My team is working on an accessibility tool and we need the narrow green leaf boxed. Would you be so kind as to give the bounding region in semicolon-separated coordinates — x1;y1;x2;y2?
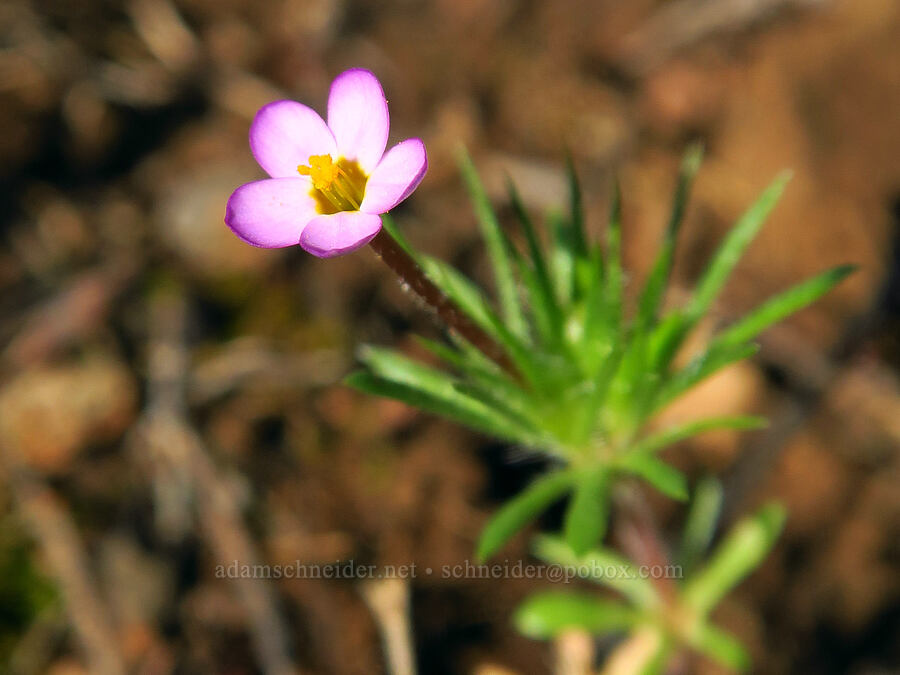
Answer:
419;256;498;335
577;248;611;373
605;178;624;330
453;381;538;436
358;345;459;395
548;209;575;306
687;623;751;672
630;416;767;458
605;327;653;427
575;180;625;379
686;173;791;324
508;181;547;273
646;312;688;372
579;342;627;440
457;148;527;337
360;345;533;424
344;372;528;443
514;591;640;639
563;467;611;555
415;336;533;413
499;224;560;348
715;264;856;348
654;342;759;412
507;181;561;339
618;455;689;501
636;145;703;331
532;535;660;609
413;336;467;370
683;503;786;615
419;255;539;383
566;152;588;260
477;471;575;562
565;153;595;300
516;257;560;345
678;476;724;574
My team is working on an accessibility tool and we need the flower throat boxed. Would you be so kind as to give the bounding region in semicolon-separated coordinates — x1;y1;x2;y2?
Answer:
298;154;368;214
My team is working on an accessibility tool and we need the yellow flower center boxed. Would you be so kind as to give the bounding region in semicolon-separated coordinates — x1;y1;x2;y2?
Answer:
298;154;368;214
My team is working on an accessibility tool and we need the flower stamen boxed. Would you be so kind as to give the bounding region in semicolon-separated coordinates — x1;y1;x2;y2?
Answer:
298;154;340;190
298;154;368;214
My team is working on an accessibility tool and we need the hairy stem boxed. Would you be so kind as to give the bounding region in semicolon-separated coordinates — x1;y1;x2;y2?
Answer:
369;228;517;376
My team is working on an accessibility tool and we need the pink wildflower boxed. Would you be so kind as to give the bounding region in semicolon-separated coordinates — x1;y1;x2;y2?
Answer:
225;69;427;257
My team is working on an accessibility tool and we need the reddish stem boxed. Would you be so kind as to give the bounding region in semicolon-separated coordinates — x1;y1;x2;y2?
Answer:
369;228;517;376
371;228;677;601
613;486;679;603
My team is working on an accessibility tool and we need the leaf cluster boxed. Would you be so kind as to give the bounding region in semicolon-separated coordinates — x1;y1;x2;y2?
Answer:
347;146;852;560
515;489;785;673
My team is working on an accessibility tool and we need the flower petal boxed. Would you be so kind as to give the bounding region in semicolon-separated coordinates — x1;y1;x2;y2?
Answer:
360;138;427;214
250;100;336;178
225;178;316;248
299;211;382;258
327;69;389;174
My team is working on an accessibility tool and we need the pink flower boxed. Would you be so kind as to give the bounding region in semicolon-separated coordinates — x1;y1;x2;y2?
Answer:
225;69;427;257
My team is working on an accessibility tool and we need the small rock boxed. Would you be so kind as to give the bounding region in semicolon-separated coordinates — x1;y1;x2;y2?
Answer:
0;356;136;473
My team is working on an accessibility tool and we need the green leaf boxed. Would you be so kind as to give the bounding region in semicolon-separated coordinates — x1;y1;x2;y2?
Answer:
579;181;624;376
358;345;459;393
577;249;611;372
683;503;786;615
452;380;538;436
457;148;527;338
514;591;639;639
359;347;534;429
507;181;562;343
477;471;575;562
687;623;751;672
604;178;624;330
654;342;759;412
344;372;528;443
415;336;535;415
419;255;539;383
714;264;856;348
646;312;687;372
607;328;647;396
686;173;791;325
532;535;660;609
507;179;562;344
566;152;588;261
618;455;688;501
507;181;549;278
565;153;594;300
548;210;575;306
650;173;791;370
678;476;724;574
516;257;560;346
636;145;703;331
413;336;467;370
630;416;767;458
563;467;611;555
419;255;499;336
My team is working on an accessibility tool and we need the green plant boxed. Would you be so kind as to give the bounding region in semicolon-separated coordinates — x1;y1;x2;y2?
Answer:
348;147;850;563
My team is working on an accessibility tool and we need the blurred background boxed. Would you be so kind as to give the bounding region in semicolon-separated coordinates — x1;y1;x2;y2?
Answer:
0;0;898;673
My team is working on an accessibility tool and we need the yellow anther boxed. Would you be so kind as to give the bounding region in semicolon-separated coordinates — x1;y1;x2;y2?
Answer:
299;154;368;215
297;154;341;191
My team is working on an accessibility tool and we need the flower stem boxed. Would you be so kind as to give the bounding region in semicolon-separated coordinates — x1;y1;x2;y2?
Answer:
613;485;679;602
369;228;517;377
